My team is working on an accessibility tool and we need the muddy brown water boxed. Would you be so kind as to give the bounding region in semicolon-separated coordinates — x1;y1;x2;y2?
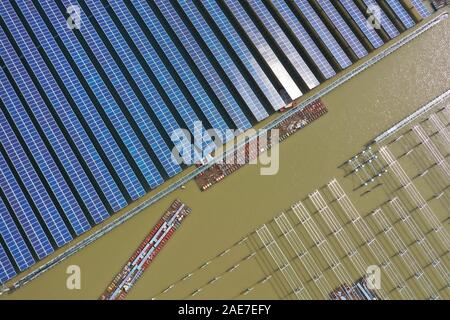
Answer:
2;11;450;300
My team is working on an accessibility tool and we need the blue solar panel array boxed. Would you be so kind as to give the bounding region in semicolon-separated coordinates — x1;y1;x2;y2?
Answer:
316;0;368;59
271;0;336;80
384;0;416;29
362;0;400;39
0;0;427;283
223;0;303;100
339;0;385;49
292;0;352;70
0;196;35;271
410;0;431;18
155;0;252;131
201;0;286;111
0;244;16;283
245;0;320;90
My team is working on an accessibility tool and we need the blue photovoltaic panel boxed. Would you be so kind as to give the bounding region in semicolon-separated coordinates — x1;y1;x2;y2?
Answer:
155;0;252;131
0;196;35;271
11;1;126;215
62;0;209;164
79;0;183;178
0;30;92;236
338;0;384;49
99;1;213;162
86;2;198;166
178;0;269;122
1;2;108;225
202;0;286;110
384;0;416;29
85;3;201;170
15;1;134;209
0;244;16;284
271;0;336;79
246;0;320;90
56;0;164;190
292;0;352;69
316;0;368;59
40;1;147;199
0;149;54;260
223;0;302;100
0;94;73;247
410;0;430;18
74;1;204;164
362;0;400;39
109;1;232;149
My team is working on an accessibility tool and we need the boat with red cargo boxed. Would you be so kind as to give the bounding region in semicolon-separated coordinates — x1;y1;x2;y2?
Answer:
99;200;191;300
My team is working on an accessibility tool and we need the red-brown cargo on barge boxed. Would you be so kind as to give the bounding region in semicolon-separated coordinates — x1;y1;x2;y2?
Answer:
99;200;191;300
195;99;328;191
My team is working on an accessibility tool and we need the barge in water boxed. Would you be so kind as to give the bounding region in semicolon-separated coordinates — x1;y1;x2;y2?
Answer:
100;200;191;300
195;99;328;191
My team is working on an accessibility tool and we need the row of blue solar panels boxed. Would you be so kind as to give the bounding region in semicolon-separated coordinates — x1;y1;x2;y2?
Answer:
201;0;286;111
83;1;199;165
0;196;35;271
222;0;303;101
0;245;16;284
339;0;385;49
245;0;320;90
0;142;54;260
107;1;233;148
61;0;184;177
410;0;431;18
384;0;416;29
155;0;253;131
316;0;368;59
270;0;337;79
292;0;352;69
0;0;431;283
361;0;400;39
14;1;132;211
178;0;270;122
0;5;105;230
0;68;73;249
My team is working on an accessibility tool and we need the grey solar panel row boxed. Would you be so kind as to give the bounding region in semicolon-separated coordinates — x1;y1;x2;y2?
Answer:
0;0;429;284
